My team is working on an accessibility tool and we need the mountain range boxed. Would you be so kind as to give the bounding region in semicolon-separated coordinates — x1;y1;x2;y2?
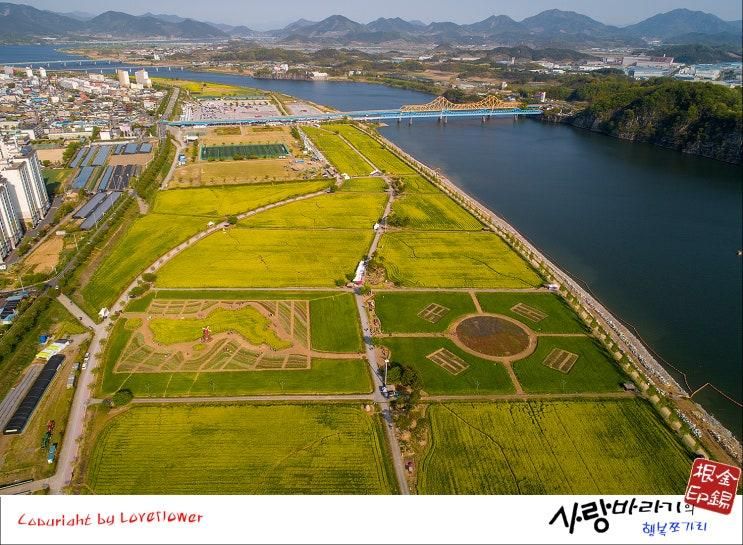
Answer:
0;3;740;47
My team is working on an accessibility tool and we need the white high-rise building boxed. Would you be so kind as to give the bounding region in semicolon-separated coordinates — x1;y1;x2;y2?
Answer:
25;67;33;78
135;69;152;88
38;67;47;79
0;181;23;262
117;69;131;88
0;141;50;227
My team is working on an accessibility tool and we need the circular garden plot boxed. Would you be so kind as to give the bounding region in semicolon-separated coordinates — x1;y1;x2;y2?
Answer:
453;315;535;361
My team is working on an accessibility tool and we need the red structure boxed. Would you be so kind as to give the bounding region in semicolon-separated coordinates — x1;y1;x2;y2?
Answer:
202;326;212;343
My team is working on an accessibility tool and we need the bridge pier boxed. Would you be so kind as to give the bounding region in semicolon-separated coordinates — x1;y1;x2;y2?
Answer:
408;118;413;126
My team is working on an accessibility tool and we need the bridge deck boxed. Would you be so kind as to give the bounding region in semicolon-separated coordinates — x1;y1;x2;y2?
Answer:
168;107;542;127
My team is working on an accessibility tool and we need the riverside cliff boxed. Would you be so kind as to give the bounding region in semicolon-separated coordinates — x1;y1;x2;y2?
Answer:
552;78;742;164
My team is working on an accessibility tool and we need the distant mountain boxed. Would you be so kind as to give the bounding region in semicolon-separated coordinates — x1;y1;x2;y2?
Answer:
0;2;83;39
366;17;419;34
58;10;96;21
0;2;740;48
463;15;525;35
84;11;226;38
228;26;259;37
624;9;736;40
143;12;187;24
520;9;629;44
293;15;365;37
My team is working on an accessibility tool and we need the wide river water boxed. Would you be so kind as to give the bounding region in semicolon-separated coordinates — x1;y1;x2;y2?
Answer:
2;51;741;437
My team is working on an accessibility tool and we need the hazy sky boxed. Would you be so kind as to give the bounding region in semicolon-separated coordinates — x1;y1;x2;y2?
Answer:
20;0;742;29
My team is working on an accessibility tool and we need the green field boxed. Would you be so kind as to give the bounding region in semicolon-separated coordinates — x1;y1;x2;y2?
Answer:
340;177;387;192
157;228;373;288
396;174;440;193
240;192;386;229
329;125;416;175
152;78;264;97
154;290;340;301
303;127;371;177
81;214;207;312
379;337;514;395
148;306;291;349
201;143;289;161
309;294;363;353
86;404;397;494
376;231;542;288
418;400;692;494
102;320;370;396
374;291;476;333
392;192;482;230
476;292;588;334
513;336;625;393
153;180;329;217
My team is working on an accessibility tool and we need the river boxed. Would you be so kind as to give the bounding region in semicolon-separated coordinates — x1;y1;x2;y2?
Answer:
2;49;741;438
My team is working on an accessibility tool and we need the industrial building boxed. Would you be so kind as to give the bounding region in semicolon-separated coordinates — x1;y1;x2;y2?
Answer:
3;354;65;435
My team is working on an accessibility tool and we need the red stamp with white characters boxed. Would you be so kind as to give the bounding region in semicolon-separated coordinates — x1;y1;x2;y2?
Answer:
684;458;740;515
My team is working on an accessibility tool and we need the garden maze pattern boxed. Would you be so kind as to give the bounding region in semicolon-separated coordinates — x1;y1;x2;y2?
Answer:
116;300;313;373
510;302;548;323
417;303;451;324
542;348;579;374
426;348;470;375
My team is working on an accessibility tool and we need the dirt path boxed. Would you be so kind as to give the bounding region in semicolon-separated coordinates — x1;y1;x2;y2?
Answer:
469;290;482;313
124;394;374;404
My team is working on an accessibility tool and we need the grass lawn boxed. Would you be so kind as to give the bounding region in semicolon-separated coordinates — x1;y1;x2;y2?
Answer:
309;293;363;353
376;231;542;289
172;158;321;187
80;214;207;313
42;168;72;193
418;400;692;494
240;192;386;229
153;180;329;218
329;125;416;175
392;192;482;230
379;337;514;395
374;291;476;333
303;127;372;177
153;78;264;97
476;292;588;334
340;177;387;192
86;404;396;494
156;228;373;288
148;306;291;350
102;319;371;396
513;336;626;393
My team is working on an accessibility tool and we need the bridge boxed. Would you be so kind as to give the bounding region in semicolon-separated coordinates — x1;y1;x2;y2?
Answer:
167;95;543;127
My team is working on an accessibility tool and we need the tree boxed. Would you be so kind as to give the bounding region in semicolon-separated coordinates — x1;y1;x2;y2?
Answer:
226;215;238;225
111;389;134;406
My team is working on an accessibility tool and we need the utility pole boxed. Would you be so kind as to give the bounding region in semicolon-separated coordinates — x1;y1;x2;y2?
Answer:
384;358;389;386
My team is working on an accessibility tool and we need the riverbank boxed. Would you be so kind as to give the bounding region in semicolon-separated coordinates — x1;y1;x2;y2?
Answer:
361;123;742;464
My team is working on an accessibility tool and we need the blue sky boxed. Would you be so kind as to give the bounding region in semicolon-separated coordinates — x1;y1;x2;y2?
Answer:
20;0;742;29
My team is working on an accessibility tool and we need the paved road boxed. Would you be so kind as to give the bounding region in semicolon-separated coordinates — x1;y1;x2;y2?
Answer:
47;295;105;494
424;391;638;402
350;170;410;494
